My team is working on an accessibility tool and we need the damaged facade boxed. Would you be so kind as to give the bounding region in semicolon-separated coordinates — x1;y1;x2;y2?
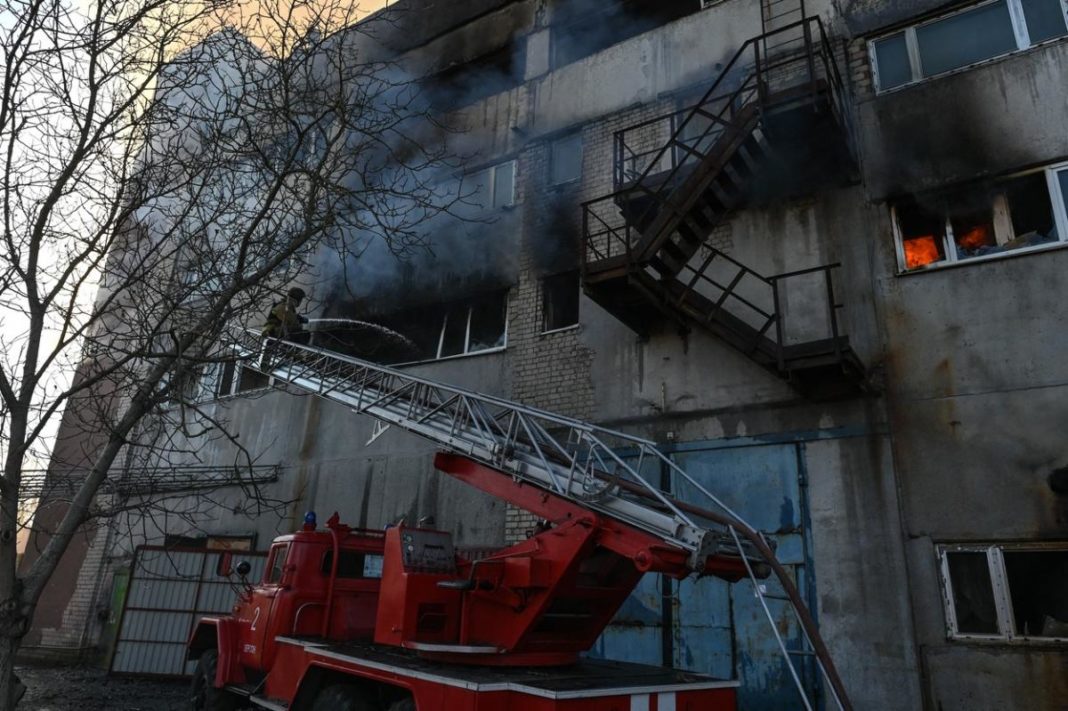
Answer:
24;0;1068;707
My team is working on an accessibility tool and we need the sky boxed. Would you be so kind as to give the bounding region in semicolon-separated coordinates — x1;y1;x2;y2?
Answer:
8;0;397;548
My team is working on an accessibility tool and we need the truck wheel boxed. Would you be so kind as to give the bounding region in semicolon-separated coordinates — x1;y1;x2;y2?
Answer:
311;684;378;711
190;650;240;711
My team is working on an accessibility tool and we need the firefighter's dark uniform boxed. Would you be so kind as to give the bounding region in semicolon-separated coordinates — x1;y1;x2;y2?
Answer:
262;289;308;343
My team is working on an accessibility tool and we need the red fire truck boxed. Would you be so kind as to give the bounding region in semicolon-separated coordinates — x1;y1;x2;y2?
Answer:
185;337;852;711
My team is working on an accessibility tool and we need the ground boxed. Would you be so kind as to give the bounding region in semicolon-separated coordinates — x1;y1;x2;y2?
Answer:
17;665;187;710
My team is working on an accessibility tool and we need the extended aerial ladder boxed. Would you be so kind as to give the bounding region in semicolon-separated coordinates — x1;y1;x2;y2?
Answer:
233;333;853;711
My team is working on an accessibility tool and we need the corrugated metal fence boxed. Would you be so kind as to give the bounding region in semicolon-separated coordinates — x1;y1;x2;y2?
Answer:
109;546;267;676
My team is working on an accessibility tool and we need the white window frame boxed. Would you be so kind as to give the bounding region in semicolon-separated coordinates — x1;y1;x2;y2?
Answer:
892;162;1068;273
938;542;1068;643
469;160;516;211
869;0;1068;93
433;296;509;360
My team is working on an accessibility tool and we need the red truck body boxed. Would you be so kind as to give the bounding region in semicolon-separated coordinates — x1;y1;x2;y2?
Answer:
186;453;744;711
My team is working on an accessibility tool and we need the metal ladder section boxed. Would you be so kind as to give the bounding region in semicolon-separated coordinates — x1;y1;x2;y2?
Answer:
235;334;851;711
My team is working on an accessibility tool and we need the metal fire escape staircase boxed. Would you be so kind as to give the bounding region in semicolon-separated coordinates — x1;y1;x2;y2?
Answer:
232;333;852;710
581;17;865;399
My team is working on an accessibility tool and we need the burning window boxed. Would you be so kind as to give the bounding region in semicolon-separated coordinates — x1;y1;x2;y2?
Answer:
893;166;1066;272
541;271;580;332
939;543;1068;641
870;0;1068;92
895;199;947;270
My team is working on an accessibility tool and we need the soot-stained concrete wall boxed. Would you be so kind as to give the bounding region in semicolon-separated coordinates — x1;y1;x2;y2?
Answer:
849;2;1068;706
73;1;1068;708
858;39;1068;199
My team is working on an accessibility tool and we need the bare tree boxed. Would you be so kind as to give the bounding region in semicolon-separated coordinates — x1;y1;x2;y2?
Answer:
0;0;460;702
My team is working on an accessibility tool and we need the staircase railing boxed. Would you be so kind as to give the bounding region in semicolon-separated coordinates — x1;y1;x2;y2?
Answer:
669;245;847;370
585;16;850;270
614;16;850;191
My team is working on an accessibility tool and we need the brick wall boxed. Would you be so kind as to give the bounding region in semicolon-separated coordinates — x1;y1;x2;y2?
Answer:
36;523;108;649
847;38;875;102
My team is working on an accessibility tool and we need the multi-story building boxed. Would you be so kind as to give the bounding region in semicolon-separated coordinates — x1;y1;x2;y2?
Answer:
25;0;1068;707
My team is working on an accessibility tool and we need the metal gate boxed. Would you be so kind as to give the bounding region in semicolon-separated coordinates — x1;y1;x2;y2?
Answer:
109;546;266;676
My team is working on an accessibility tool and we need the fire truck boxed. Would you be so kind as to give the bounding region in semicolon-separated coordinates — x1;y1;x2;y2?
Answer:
186;337;852;711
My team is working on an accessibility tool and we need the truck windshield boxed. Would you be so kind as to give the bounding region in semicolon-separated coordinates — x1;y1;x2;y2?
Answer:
265;543;290;584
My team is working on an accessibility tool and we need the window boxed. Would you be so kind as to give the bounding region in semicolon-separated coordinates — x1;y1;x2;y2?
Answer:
541;271;580;332
551;0;699;68
870;0;1068;91
469;161;515;210
236;364;270;393
550;133;583;185
939;543;1068;641
421;42;527;110
265;543;290;585
892;164;1068;271
435;291;508;358
321;550;384;579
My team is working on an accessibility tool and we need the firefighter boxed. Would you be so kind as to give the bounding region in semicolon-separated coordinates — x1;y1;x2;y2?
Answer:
263;286;309;344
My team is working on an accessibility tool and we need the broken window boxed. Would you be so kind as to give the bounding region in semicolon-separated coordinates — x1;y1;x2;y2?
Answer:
550;133;583;185
870;0;1068;92
939;543;1068;641
550;0;699;69
236;364;270;393
895;199;947;270
944;550;999;635
421;41;526;110
215;360;236;398
1004;550;1068;638
541;271;580;332
401;290;509;362
468;295;508;351
892;165;1065;272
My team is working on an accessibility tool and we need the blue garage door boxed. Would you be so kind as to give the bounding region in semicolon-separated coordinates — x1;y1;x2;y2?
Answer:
673;443;819;710
592;441;821;710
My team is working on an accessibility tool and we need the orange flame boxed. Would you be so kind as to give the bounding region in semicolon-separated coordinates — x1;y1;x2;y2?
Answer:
956;225;993;251
904;236;940;269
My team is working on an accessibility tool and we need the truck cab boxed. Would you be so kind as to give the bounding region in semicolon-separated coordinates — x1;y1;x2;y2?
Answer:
188;514;386;694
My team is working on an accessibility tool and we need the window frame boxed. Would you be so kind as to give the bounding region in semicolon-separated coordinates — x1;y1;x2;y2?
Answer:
549;133;584;186
869;0;1068;93
937;542;1068;644
468;160;516;211
540;270;581;334
431;293;509;360
891;162;1068;273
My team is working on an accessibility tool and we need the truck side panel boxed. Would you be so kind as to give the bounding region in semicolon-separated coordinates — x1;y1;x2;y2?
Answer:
266;639;737;711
